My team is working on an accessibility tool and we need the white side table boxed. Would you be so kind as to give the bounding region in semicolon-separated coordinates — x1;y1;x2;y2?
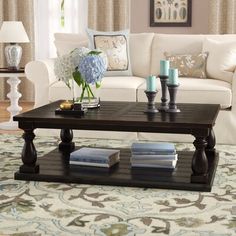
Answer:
0;68;25;130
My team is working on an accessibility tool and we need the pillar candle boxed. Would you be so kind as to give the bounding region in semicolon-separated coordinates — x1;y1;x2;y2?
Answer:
168;68;179;85
160;60;170;76
146;75;157;91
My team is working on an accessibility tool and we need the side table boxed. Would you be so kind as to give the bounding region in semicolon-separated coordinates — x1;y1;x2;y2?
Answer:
0;68;25;130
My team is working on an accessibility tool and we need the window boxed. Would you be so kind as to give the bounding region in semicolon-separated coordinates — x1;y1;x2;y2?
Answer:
34;0;88;59
60;0;65;28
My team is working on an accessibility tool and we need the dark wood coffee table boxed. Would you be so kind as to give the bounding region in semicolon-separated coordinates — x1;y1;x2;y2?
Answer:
13;100;220;191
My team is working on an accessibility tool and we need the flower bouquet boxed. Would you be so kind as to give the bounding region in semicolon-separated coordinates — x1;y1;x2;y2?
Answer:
54;47;107;108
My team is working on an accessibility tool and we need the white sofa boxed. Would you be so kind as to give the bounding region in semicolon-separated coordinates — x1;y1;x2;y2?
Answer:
25;33;236;144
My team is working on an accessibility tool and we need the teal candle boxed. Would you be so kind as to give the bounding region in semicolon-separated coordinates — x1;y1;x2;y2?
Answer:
146;75;157;91
160;60;170;76
168;68;179;85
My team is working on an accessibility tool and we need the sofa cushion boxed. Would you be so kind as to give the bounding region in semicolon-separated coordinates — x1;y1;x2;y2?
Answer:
129;33;154;78
54;33;88;55
100;76;145;102
151;34;205;76
86;29;132;76
54;32;155;78
137;78;232;109
151;34;236;82
165;52;208;78
49;77;146;103
202;38;236;83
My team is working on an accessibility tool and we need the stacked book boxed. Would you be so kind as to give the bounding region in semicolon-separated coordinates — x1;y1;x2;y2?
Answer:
130;142;178;169
69;147;120;168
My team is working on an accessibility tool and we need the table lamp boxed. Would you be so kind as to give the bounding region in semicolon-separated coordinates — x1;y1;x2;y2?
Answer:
0;21;30;70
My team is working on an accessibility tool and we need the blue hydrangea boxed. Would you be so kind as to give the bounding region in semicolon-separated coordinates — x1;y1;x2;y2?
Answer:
79;55;106;84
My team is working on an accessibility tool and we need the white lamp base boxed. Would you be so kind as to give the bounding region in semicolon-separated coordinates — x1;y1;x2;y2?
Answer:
5;43;22;70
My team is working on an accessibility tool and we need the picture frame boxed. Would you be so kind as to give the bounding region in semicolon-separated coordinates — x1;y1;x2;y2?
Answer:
150;0;192;27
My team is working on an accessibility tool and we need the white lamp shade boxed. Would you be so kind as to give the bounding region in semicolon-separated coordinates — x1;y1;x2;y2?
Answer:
0;21;30;43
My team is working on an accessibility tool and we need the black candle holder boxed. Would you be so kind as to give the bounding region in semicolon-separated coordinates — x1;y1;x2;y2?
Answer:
144;90;158;113
166;84;180;113
158;75;169;111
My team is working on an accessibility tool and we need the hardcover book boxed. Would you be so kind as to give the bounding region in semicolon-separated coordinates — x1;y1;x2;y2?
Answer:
132;150;176;155
70;147;120;167
69;161;119;168
131;142;175;152
131;164;175;169
131;160;177;169
131;154;178;161
131;159;177;166
131;142;176;155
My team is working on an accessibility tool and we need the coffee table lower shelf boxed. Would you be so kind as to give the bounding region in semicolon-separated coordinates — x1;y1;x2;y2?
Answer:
14;147;219;192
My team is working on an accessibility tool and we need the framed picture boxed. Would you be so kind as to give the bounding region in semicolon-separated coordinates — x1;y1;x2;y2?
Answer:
150;0;192;27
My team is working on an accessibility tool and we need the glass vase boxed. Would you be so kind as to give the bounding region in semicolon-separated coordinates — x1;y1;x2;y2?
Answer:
72;80;100;108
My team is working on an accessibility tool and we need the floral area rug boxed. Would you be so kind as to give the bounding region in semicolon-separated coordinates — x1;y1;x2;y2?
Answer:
0;134;235;236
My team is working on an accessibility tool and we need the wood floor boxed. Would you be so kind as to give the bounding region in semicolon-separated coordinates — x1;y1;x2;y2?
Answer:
0;101;34;134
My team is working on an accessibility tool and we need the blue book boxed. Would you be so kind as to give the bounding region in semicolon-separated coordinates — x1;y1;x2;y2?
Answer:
131;142;176;155
131;163;176;169
70;147;120;167
131;154;178;161
131;159;177;166
69;161;118;168
132;150;176;155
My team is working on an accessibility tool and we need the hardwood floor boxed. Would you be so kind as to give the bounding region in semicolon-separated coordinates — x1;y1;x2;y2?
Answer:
0;101;34;134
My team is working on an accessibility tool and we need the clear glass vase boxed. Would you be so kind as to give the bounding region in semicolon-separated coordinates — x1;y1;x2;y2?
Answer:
72;80;100;108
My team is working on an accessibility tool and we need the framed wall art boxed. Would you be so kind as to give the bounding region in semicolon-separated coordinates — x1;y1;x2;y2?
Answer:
150;0;192;27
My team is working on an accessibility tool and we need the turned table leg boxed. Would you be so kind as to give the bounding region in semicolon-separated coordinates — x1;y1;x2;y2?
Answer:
20;129;39;173
206;129;215;149
191;136;208;183
59;128;75;151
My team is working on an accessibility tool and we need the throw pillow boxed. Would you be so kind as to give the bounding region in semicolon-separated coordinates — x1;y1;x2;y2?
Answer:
164;52;208;78
86;28;132;76
54;33;88;56
202;38;236;83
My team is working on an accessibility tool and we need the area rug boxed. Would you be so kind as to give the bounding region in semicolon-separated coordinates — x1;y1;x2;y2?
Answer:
0;134;235;236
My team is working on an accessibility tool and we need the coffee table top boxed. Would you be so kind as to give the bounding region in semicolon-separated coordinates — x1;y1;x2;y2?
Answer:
14;100;220;132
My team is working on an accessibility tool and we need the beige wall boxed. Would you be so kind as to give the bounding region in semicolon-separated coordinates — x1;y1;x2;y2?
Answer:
131;0;209;34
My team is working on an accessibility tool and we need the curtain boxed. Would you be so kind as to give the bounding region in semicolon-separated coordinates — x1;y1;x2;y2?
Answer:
209;0;236;34
34;0;88;60
0;0;35;101
88;0;130;31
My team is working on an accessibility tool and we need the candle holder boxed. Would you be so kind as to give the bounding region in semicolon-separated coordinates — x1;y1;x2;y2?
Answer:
166;84;180;113
144;90;158;113
158;75;169;111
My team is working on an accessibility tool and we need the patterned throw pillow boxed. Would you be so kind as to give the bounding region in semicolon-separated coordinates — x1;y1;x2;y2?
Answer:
165;52;208;78
86;28;132;76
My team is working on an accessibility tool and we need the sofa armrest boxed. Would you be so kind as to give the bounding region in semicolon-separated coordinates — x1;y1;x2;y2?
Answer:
25;58;57;108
